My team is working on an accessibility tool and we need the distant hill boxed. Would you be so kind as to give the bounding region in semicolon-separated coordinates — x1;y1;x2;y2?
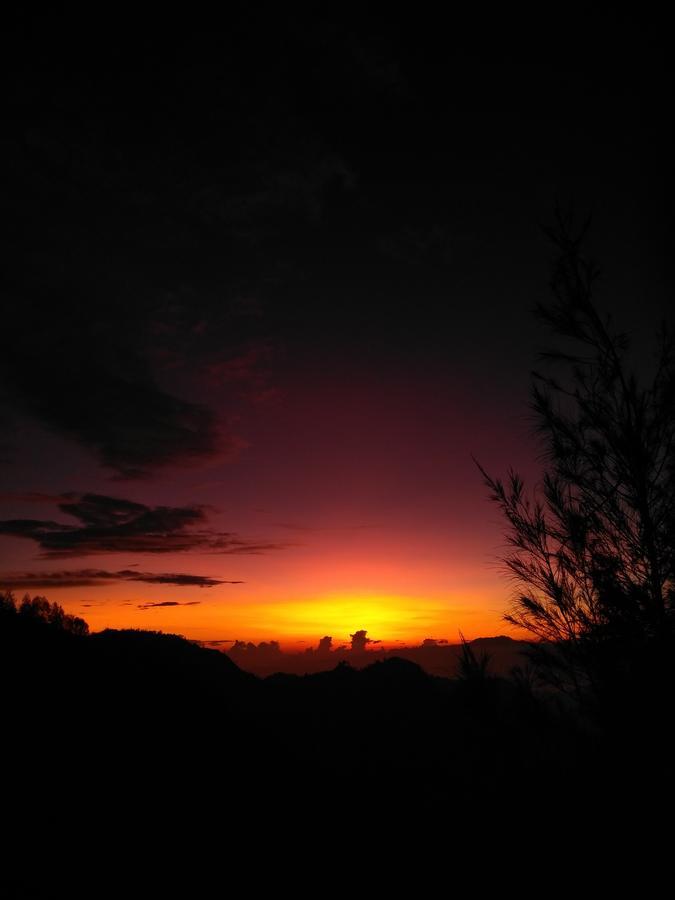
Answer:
222;634;532;677
386;636;531;678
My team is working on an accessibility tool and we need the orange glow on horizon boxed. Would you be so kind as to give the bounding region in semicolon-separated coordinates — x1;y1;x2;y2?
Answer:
52;582;525;649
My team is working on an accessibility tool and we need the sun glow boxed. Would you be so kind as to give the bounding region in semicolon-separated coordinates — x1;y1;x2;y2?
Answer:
231;591;449;646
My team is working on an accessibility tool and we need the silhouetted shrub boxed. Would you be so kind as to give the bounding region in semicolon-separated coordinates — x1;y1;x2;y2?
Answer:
479;211;675;720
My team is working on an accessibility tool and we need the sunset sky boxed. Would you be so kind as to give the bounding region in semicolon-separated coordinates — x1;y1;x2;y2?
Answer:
0;10;669;649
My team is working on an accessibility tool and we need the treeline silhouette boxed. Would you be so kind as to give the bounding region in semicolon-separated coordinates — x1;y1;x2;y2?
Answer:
1;590;89;635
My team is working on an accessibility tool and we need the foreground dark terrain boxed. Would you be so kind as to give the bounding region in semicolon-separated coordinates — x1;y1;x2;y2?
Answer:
5;593;669;826
4;592;675;894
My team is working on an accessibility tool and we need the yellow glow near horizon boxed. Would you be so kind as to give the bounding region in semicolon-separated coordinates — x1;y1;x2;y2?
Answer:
225;591;452;644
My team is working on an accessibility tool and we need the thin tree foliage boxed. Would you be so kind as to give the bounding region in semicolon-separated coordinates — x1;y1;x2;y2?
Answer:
478;210;675;708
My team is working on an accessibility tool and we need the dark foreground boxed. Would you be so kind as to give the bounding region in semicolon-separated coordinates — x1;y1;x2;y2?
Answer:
2;598;673;885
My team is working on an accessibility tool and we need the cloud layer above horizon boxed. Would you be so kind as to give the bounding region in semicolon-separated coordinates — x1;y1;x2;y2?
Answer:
0;493;290;558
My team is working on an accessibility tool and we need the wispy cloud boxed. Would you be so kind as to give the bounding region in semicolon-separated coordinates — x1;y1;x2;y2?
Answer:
137;601;202;610
0;492;292;558
0;568;244;589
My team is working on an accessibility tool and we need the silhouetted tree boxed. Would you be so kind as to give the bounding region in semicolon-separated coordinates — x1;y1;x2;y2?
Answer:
456;633;495;711
479;211;675;713
0;589;89;636
457;632;492;684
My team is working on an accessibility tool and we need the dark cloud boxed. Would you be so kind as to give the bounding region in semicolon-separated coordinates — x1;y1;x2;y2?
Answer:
0;568;243;589
317;636;333;656
137;601;201;610
350;630;380;652
0;492;291;558
305;635;334;657
119;571;244;587
203;341;277;387
0;325;226;479
2;11;667;482
0;492;65;504
1;16;360;478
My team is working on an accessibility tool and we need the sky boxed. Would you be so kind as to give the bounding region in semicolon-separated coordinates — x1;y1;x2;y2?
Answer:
0;10;671;649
